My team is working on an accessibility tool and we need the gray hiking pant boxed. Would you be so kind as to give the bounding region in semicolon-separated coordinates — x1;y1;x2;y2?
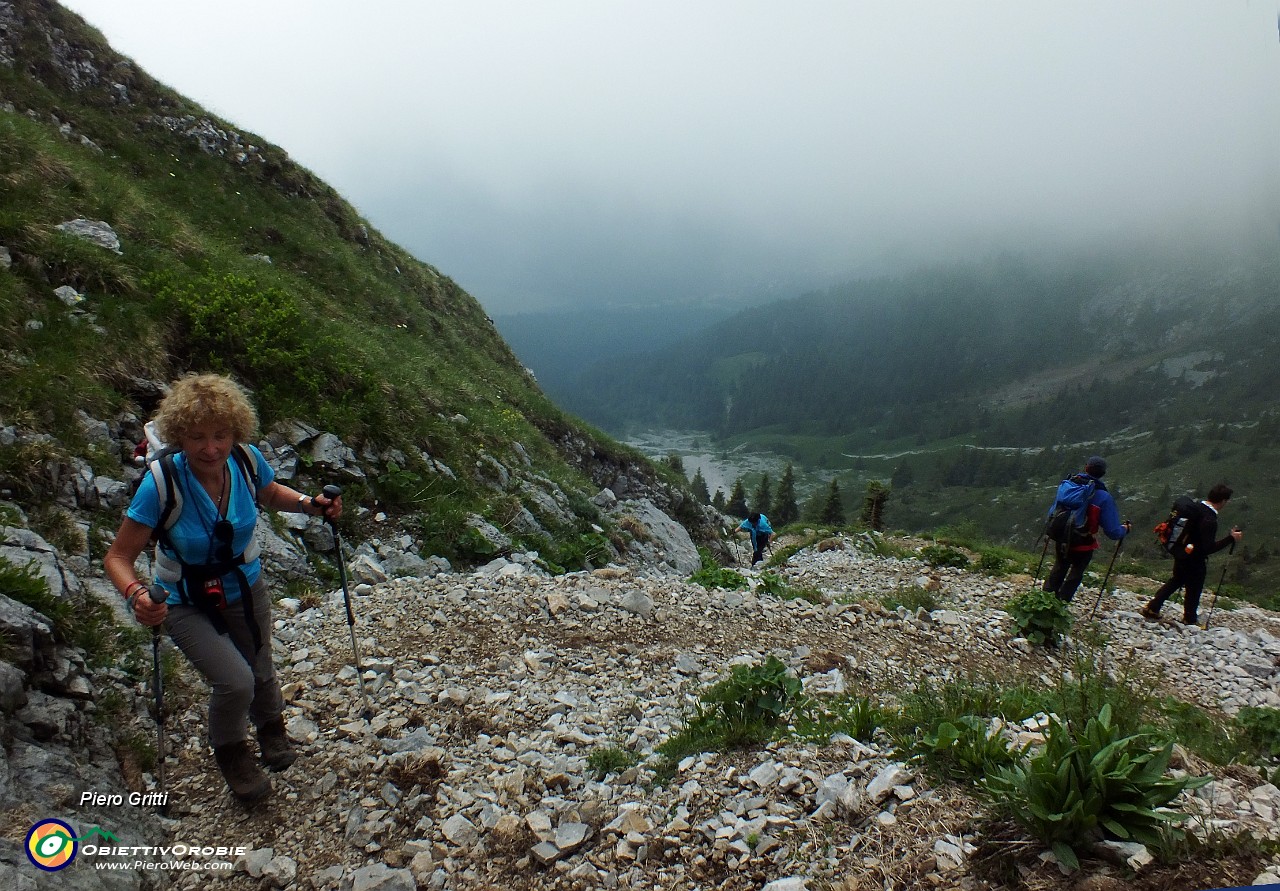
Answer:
163;578;283;748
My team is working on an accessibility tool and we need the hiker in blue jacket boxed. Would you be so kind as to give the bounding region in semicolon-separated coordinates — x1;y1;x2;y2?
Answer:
738;511;774;566
105;374;342;804
1043;456;1130;603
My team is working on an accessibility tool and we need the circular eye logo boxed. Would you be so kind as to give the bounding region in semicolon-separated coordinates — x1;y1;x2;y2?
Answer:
26;820;78;871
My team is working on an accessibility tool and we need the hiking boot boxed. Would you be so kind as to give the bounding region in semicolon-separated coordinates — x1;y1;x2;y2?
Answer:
1140;604;1161;621
256;717;297;771
213;740;272;803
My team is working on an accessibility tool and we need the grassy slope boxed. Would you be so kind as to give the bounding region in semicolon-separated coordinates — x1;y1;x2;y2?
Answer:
0;0;691;566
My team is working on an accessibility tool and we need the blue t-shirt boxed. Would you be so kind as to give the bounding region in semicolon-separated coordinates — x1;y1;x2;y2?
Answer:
127;445;274;605
739;514;774;539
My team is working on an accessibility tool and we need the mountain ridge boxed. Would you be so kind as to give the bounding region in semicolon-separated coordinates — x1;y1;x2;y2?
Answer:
0;0;722;572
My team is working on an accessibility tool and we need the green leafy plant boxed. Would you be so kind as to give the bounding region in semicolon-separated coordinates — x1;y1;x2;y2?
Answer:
756;571;823;603
1236;707;1280;759
657;656;804;769
984;704;1211;871
542;531;613;574
892;675;1051;740
919;543;969;569
1006;588;1072;646
917;714;1024;784
0;556;137;667
374;459;430;506
794;694;887;743
700;656;803;731
689;548;748;590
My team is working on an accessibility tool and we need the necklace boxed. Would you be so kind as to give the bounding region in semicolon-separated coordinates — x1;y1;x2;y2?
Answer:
214;465;228;514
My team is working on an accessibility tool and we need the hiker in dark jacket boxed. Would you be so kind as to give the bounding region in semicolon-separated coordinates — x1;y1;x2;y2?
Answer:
1043;456;1130;603
1142;482;1242;626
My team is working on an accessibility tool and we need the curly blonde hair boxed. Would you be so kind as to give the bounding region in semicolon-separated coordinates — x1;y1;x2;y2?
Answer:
153;373;258;444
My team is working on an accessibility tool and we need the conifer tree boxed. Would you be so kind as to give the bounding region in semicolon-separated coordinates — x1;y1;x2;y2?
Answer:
819;479;845;525
690;468;710;504
861;480;890;531
728;478;748;518
711;489;726;511
752;474;772;516
774;464;799;527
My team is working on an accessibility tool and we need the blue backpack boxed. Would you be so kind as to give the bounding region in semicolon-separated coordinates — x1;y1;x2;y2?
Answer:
1045;474;1097;544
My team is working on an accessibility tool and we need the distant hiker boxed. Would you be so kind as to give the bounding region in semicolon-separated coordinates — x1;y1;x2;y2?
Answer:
738;511;774;566
1142;482;1242;626
104;374;343;804
1042;456;1130;603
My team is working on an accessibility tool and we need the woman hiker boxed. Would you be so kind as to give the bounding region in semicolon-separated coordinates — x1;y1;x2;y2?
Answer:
105;373;342;803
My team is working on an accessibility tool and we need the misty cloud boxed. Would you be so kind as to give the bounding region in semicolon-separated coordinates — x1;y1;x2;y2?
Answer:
61;0;1280;312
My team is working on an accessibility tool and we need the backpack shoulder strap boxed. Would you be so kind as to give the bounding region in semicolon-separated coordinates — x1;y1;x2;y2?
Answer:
149;450;184;536
230;443;261;502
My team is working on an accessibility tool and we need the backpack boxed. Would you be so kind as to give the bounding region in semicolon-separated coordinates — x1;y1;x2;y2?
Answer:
1045;474;1097;543
1154;495;1199;557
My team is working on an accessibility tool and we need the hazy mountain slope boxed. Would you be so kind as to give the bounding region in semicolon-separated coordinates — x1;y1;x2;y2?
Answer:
557;244;1280;603
0;0;714;567
494;303;736;406
565;245;1280;444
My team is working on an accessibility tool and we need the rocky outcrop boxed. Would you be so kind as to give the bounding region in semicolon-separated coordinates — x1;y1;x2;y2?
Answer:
0;532;167;889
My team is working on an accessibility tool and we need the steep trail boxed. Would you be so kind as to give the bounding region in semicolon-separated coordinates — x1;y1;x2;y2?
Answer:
141;537;1280;891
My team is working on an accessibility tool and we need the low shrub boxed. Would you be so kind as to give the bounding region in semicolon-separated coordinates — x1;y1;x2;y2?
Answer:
880;585;939;613
1006;588;1072;646
1237;707;1280;759
976;546;1022;576
0;556;133;668
756;571;823;603
888;674;1051;753
586;746;640;780
920;543;969;569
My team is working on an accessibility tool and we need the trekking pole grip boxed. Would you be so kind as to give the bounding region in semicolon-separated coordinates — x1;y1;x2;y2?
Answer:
321;485;342;526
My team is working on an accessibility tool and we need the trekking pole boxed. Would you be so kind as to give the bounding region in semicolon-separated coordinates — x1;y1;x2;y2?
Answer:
1031;513;1053;585
147;596;168;816
1031;535;1050;586
1203;537;1238;631
1088;537;1125;620
321;485;374;722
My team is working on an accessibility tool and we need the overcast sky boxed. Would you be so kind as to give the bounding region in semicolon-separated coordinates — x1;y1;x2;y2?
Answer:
61;1;1280;314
